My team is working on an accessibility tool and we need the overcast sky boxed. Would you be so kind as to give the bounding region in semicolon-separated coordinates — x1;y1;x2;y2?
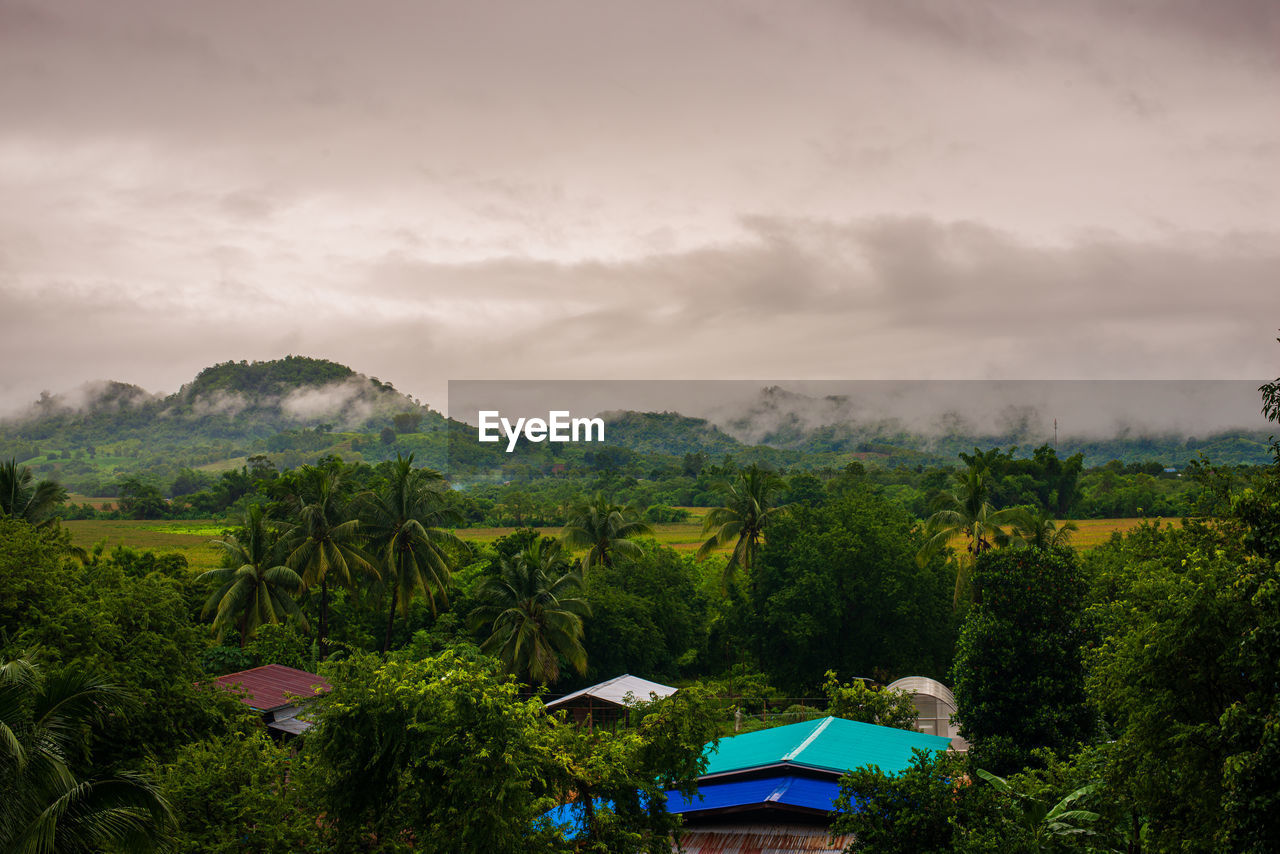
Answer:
1;0;1277;415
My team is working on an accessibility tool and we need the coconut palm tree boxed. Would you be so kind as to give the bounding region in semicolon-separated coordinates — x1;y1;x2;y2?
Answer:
917;463;1020;606
997;506;1078;550
201;504;308;646
0;460;67;529
696;463;787;586
560;492;651;571
469;539;590;685
280;463;376;659
360;454;464;652
0;657;172;853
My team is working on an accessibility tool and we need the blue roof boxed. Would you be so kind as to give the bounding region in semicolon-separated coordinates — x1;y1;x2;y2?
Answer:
666;775;842;815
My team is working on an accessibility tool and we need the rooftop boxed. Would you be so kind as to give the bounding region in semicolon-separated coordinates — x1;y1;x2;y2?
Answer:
545;674;676;710
701;716;952;781
213;664;330;713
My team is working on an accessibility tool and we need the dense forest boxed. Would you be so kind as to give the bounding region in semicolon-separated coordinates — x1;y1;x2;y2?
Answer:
2;360;1279;851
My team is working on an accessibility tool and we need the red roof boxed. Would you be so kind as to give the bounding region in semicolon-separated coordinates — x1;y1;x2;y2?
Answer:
213;664;330;712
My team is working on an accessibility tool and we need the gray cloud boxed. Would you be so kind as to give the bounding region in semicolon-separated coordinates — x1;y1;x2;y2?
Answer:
0;0;1277;416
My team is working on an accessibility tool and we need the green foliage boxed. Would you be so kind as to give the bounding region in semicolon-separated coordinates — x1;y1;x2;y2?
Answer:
952;546;1093;775
1085;513;1280;852
696;462;787;585
832;749;1021;853
359;454;463;651
0;459;67;528
0;520;250;766
158;728;324;853
822;670;918;730
470;539;590;685
581;544;710;681
560;492;651;570
749;490;955;693
0;656;173;854
201;503;308;645
975;769;1104;850
306;651;565;853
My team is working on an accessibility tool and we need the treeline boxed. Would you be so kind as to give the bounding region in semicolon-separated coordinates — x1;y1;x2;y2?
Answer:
60;443;1227;525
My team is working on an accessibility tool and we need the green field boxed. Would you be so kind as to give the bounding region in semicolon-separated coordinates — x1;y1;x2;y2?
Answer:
60;512;1170;578
62;518;230;573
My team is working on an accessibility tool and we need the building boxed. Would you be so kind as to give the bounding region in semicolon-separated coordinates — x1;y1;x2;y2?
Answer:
544;674;676;728
885;675;968;751
545;715;953;852
213;663;330;737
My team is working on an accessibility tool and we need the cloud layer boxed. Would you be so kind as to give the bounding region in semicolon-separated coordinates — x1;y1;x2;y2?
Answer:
2;0;1277;414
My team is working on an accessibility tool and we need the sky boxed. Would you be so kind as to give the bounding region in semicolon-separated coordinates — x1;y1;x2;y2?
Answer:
1;0;1278;416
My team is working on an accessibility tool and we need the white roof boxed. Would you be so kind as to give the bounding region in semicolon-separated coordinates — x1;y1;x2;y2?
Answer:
545;674;677;709
886;676;958;711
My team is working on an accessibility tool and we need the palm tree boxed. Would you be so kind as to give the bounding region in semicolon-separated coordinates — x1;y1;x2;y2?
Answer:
917;463;1019;606
560;492;651;570
280;464;376;659
360;454;464;652
469;539;590;685
997;506;1078;550
0;460;67;529
0;657;172;853
201;504;308;647
696;463;787;586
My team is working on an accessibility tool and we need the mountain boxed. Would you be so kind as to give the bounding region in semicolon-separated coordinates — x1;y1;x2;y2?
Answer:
2;360;1274;496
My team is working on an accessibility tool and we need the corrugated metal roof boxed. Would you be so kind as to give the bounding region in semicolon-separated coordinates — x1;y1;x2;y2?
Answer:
701;716;951;780
678;824;853;852
885;676;958;710
545;674;676;710
213;664;330;713
666;775;842;815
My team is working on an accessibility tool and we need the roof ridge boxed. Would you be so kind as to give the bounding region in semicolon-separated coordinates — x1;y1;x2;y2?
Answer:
782;716;834;763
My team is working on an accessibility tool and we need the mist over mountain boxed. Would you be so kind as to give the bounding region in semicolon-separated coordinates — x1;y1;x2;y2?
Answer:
2;361;1275;498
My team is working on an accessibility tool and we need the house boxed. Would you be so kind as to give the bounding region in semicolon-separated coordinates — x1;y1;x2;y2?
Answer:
213;664;330;737
544;715;952;851
544;674;676;728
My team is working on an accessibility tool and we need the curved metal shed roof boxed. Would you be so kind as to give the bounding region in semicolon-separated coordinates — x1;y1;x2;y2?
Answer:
885;676;957;710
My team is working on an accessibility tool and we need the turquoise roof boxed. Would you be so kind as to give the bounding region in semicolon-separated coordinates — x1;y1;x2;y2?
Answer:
701;716;951;779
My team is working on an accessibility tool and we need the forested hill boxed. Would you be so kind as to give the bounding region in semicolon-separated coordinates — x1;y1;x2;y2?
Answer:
4;357;440;445
2;357;1275;496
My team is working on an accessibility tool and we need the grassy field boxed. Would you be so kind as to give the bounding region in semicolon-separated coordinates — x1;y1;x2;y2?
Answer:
58;512;1175;577
62;518;229;573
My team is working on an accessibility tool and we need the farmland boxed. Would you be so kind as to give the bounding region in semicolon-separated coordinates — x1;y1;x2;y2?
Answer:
60;511;1172;574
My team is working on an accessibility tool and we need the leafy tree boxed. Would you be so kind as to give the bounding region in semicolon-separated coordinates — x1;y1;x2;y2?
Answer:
158;728;324;853
116;476;169;520
822;670;918;730
0;459;67;528
918;461;1020;605
1085;514;1280;852
0;520;249;766
306;652;568;853
560;492;651;570
200;504;308;646
469;539;590;685
279;463;376;659
360;454;463;651
0;657;172;854
749;490;954;693
831;749;1021;853
974;769;1105;851
581;544;710;681
696;463;787;587
952;546;1093;775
